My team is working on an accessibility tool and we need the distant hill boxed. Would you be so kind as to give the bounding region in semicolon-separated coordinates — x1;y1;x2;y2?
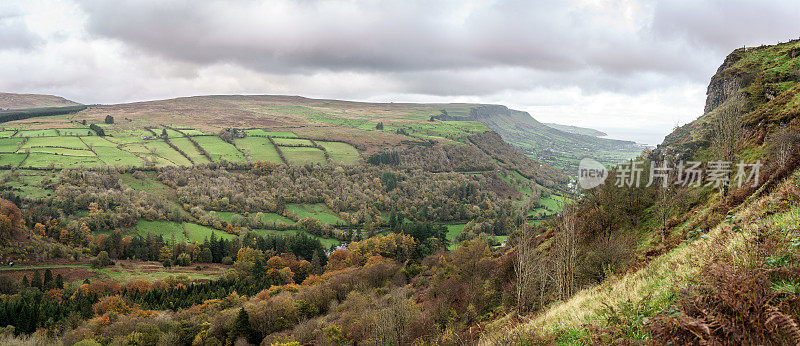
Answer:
543;123;607;137
0;92;80;110
0;93;639;174
435;105;642;172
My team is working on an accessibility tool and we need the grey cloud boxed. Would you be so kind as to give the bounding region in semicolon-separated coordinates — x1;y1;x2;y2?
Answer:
651;0;800;52
0;11;40;50
72;0;720;92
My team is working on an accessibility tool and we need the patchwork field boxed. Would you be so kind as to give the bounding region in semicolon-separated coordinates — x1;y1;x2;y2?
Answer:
0;119;363;168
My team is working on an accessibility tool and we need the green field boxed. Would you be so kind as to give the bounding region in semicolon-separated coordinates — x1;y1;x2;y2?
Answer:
273;138;314;146
0;138;24;152
135;220;236;243
0;153;26;166
281;146;327;165
3;171;57;198
21;136;88;149
120;174;169;192
57;128;95;136
244;129;297;138
178;129;204;136
94;146;144;166
233;137;282;163
21;153;104;168
170;137;212;164
445;224;466;250
164;129;184;138
0;130;16;138
143;141;192;166
285;203;344;225
24;147;95;156
81;136;117;147
13;129;59;137
318;141;360;165
193;136;246;162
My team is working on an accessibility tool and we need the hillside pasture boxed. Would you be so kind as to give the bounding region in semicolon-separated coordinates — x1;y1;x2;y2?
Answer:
281;146;327;165
0;153;26;166
193;135;246;162
143;141;192;166
80;136;117;147
0;138;24;152
57;128;95;136
23;147;95;157
20;152;104;168
94;146;144;166
318;141;360;165
233;137;282;163
170;137;212;164
13;129;59;137
285;203;344;225
21;136;87;149
273;137;313;146
244;129;297;138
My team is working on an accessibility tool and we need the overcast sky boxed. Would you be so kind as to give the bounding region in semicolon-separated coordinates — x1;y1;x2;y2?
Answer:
1;0;799;144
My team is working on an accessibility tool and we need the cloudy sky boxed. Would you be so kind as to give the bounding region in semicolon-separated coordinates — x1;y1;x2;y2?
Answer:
1;0;798;144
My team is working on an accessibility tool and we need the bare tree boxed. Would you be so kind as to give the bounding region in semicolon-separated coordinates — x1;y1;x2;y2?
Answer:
514;224;536;314
710;96;744;196
771;128;799;169
554;202;577;300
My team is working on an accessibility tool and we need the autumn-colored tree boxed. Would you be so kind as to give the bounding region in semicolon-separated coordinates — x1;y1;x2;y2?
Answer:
59;229;72;245
348;233;416;264
93;295;132;316
0;199;21;245
158;246;172;263
34;223;46;236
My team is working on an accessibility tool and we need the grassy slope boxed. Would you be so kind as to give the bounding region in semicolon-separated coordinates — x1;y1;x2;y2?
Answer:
490;39;800;343
492;173;799;343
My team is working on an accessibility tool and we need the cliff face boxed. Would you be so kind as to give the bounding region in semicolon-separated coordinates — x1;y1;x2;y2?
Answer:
657;38;800;160
703;48;754;114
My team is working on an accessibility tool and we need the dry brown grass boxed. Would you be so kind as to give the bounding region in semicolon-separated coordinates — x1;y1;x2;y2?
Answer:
0;92;80;110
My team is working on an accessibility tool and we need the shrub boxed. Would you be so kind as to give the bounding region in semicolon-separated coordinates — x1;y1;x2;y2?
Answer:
90;251;114;269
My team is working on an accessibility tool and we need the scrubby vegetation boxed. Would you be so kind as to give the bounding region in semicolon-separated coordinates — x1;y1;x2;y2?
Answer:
2;39;798;344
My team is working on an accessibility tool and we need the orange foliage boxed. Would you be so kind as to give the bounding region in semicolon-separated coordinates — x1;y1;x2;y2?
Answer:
45;288;63;302
93;295;132;316
124;279;151;293
326;249;358;271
